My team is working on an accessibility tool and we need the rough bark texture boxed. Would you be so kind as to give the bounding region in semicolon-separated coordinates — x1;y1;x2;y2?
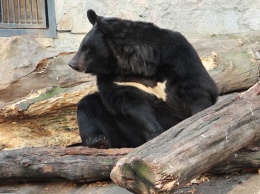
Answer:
110;82;260;194
209;141;260;174
0;146;133;182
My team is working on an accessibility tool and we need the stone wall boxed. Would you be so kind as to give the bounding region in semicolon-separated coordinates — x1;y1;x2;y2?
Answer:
51;0;260;51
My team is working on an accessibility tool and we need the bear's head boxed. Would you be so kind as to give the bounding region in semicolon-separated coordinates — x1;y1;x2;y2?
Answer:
69;10;158;77
68;10;119;76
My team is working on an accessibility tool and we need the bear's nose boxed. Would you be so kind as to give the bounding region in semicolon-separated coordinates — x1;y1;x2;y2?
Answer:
68;60;77;70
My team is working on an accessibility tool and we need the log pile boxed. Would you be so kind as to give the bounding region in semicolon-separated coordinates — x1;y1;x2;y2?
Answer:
0;82;259;194
0;142;259;183
0;34;259;193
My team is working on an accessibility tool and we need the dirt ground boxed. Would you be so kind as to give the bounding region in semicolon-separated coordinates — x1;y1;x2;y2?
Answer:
178;172;260;194
0;172;259;194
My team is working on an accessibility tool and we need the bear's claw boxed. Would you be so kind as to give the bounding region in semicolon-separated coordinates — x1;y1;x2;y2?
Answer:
86;134;111;149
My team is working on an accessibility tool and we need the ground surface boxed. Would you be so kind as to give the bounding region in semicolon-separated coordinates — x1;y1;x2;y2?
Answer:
0;173;259;194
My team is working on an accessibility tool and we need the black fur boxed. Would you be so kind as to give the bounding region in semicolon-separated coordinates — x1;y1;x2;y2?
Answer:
68;10;218;148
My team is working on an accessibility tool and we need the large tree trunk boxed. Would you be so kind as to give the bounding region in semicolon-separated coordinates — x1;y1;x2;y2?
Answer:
110;82;260;194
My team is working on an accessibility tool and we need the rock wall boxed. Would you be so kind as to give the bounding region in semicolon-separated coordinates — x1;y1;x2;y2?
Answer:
53;0;260;51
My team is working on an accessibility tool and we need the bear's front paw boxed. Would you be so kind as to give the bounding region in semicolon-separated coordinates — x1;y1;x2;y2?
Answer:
85;134;111;149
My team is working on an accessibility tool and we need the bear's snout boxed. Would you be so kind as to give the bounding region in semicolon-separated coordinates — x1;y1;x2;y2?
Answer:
68;59;78;70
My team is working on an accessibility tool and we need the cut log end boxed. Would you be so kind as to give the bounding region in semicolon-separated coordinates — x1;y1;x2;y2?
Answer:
111;159;161;193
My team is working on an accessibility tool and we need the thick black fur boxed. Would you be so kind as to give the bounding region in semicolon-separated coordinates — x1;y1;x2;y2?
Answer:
68;10;218;148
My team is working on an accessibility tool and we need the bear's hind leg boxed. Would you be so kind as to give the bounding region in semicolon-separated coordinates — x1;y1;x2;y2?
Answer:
77;92;118;149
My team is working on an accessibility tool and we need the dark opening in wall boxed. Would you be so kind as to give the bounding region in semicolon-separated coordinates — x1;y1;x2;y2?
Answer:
0;0;56;38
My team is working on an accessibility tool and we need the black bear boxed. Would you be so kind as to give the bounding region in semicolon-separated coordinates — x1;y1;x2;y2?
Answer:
68;10;218;148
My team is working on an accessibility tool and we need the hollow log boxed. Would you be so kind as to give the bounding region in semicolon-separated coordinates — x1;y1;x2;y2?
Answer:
110;82;260;194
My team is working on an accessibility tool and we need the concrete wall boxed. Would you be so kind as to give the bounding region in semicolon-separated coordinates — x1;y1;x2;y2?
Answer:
50;0;260;51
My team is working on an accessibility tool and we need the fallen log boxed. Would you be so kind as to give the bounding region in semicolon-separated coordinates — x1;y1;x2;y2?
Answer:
110;82;260;194
193;33;260;94
0;144;259;183
0;146;133;183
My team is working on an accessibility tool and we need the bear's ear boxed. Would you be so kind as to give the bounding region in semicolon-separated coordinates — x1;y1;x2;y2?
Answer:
96;18;113;36
97;18;126;38
87;9;98;25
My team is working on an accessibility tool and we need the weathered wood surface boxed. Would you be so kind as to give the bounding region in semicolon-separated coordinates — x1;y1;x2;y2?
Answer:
0;146;133;182
0;83;97;150
110;82;260;194
0;144;259;182
0;36;94;103
193;33;260;94
209;143;260;174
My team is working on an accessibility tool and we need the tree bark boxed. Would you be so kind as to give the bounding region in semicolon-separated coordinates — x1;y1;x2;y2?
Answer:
201;49;259;94
110;82;260;194
209;142;260;174
0;146;133;183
